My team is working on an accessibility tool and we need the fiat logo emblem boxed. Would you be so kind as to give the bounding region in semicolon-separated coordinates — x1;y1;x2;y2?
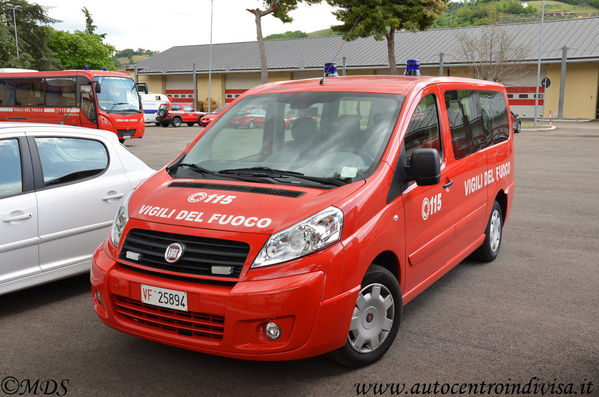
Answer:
164;243;184;263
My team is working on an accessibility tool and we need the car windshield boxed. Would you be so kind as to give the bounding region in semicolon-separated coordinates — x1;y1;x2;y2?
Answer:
177;92;404;187
95;76;141;113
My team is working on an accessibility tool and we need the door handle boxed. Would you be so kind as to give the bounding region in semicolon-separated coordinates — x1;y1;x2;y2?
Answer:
2;213;32;222
443;179;454;189
102;192;124;201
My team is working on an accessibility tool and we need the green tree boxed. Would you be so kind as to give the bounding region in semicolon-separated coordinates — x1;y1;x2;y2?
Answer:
81;6;106;39
327;0;447;75
0;0;59;70
247;0;321;83
47;28;117;70
265;30;308;40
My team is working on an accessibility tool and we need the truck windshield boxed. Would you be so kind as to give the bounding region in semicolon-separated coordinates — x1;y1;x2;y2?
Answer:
179;92;404;186
95;76;141;113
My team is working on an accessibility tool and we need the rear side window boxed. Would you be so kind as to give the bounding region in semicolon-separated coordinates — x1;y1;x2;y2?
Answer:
35;137;109;187
404;94;442;162
0;139;22;198
172;104;182;111
444;89;509;160
15;78;44;107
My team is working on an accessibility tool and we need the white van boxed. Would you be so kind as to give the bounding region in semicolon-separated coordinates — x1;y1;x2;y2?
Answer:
140;93;170;124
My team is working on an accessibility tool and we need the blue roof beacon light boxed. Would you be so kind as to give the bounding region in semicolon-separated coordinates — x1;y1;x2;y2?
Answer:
324;62;339;77
102;67;107;71
404;59;420;76
84;65;89;70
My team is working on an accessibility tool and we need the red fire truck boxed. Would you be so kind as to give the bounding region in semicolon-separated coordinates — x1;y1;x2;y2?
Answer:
0;69;144;142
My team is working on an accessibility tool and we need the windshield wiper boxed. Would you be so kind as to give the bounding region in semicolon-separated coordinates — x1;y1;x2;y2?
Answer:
177;163;268;183
219;166;303;176
108;102;128;112
219;167;347;187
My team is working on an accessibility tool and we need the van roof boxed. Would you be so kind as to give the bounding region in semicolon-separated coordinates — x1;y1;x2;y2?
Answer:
248;75;505;96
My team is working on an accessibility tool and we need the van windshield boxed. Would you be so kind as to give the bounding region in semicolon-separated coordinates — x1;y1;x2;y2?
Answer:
177;92;404;187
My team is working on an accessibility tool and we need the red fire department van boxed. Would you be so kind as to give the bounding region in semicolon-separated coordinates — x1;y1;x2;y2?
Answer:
0;69;144;142
91;75;514;367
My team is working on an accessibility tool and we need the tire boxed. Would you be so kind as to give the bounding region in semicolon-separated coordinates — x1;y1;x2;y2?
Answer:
118;138;125;144
248;120;254;129
187;122;195;127
161;122;169;127
155;122;160;127
473;201;503;262
171;117;182;128
327;264;402;368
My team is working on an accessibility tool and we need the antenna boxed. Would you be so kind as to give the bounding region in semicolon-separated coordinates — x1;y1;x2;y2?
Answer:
320;16;361;85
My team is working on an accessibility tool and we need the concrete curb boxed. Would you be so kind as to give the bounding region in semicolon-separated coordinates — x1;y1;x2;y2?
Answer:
519;125;557;132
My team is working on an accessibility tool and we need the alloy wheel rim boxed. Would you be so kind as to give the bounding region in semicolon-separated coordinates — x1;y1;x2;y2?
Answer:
489;209;501;253
348;283;394;353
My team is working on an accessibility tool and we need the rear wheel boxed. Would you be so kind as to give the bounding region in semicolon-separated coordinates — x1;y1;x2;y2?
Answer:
474;201;503;261
118;138;125;144
171;117;182;128
248;120;254;129
327;264;402;368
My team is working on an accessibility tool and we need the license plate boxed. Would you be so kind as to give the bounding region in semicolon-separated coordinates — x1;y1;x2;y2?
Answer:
140;284;188;311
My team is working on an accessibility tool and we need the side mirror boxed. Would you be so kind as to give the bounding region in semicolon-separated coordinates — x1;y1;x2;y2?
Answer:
94;82;101;94
136;83;148;94
407;148;440;186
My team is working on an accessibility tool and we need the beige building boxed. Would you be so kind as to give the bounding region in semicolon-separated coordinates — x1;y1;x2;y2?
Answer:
132;18;599;119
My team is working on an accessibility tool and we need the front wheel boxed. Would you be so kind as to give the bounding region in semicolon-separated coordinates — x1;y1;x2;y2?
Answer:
327;264;402;368
474;201;503;261
248;120;254;129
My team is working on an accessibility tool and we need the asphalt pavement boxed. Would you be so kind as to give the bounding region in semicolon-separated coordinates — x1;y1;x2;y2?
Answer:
1;123;597;396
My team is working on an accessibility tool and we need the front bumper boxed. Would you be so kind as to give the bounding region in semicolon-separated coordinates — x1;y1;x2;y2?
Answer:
91;242;358;361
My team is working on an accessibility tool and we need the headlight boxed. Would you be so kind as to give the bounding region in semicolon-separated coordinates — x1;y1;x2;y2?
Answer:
110;191;132;247
252;206;343;268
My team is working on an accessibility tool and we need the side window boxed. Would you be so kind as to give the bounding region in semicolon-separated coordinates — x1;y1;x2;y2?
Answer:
15;79;44;107
444;90;479;160
0;79;15;106
481;90;510;146
172;104;182;111
404;94;442;162
45;77;76;107
35;138;108;187
0;139;22;198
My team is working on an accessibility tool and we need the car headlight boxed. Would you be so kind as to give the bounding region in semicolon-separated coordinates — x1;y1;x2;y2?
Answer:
252;206;343;268
110;191;132;247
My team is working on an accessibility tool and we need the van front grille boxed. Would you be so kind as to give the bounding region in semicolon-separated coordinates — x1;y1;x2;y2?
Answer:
119;229;250;278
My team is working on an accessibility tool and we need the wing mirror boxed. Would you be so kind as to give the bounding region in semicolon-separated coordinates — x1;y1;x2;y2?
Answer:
407;148;440;186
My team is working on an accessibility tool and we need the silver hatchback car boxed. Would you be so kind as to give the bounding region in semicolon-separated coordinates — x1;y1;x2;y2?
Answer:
0;123;153;295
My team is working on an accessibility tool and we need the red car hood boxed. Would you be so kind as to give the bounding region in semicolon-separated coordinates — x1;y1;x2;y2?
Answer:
129;170;365;235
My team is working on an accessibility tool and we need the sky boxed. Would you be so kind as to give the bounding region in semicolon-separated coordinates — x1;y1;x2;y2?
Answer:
33;0;341;52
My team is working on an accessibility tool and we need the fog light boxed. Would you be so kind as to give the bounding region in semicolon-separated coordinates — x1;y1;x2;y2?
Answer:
264;322;281;341
95;290;102;304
